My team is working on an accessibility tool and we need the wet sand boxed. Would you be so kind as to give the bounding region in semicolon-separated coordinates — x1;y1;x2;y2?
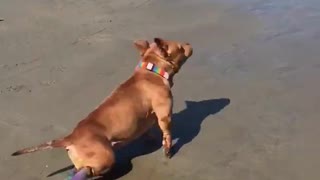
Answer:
1;0;320;179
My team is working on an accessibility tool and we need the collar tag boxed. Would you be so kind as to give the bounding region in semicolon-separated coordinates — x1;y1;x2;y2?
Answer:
146;62;154;70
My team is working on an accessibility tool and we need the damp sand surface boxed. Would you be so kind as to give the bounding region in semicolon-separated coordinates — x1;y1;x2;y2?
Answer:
1;0;320;179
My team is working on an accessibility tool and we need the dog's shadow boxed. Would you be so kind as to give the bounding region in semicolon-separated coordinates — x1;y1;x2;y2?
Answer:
47;98;230;179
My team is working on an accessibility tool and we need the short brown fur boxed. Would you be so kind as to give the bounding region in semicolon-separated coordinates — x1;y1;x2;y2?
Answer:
12;38;193;177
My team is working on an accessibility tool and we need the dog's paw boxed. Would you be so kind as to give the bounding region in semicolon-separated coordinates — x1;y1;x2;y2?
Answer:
163;148;172;159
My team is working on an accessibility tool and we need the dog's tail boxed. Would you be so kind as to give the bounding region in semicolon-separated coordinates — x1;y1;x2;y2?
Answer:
11;138;69;156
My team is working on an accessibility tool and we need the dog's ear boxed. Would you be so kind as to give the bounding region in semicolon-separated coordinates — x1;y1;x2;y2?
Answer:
182;43;193;57
154;38;169;57
133;40;150;56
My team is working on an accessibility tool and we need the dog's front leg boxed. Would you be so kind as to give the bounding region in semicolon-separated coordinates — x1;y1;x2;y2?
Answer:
153;100;173;158
159;116;172;158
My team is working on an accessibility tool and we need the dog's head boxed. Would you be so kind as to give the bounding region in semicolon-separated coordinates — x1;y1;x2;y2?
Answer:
134;38;193;74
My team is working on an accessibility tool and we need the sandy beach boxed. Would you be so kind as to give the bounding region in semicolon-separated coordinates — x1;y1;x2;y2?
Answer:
1;0;320;179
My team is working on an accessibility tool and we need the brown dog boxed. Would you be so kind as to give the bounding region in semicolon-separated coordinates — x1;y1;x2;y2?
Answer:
11;38;193;178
